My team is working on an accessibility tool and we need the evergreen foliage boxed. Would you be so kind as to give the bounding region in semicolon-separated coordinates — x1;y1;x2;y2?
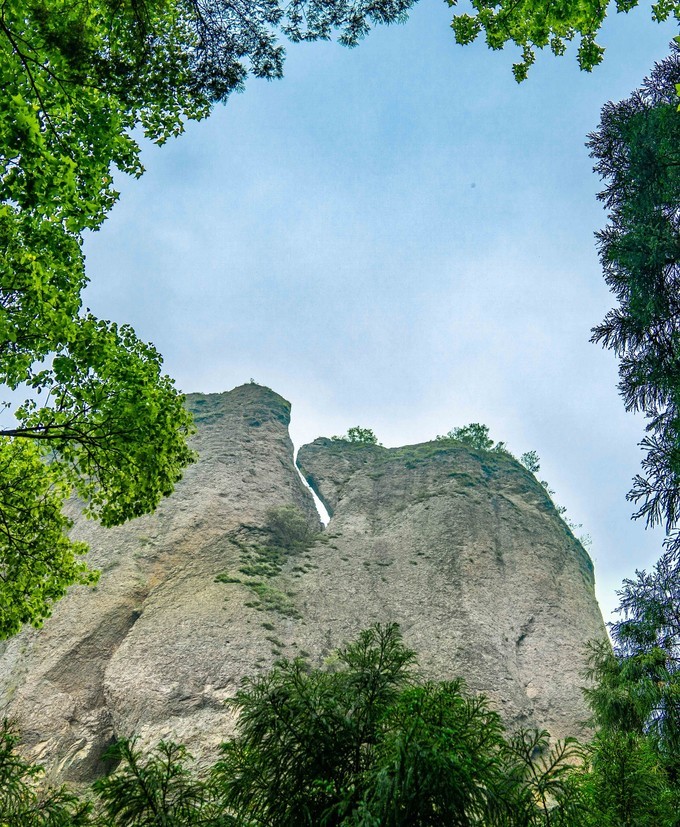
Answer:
499;730;586;826
579;730;677;827
0;720;92;826
586;555;680;782
338;427;381;445
93;739;225;826
3;620;680;825
519;450;541;474
436;422;510;454
581;556;680;825
588;44;680;565
440;422;495;450
355;680;508;826
214;624;417;825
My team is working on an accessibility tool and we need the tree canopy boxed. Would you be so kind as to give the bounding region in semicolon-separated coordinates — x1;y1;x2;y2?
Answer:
436;422;512;455
193;624;584;826
344;426;382;444
449;0;680;81
586;556;680;779
582;556;680;824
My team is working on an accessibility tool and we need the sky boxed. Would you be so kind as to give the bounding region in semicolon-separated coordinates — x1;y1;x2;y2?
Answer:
82;0;678;623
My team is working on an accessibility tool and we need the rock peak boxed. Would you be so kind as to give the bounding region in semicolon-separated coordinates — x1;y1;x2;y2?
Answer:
0;386;605;782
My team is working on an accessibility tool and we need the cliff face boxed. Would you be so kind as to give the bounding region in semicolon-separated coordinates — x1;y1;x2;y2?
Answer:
0;386;606;783
0;385;320;781
296;438;605;740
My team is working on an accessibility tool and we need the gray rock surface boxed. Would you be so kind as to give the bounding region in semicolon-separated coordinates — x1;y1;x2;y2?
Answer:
0;384;319;781
0;386;606;783
296;438;606;740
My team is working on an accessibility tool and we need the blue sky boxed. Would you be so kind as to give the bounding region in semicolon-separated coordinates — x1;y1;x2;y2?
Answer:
83;0;677;622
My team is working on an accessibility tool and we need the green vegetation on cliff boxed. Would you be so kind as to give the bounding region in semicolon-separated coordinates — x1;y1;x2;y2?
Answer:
215;506;319;618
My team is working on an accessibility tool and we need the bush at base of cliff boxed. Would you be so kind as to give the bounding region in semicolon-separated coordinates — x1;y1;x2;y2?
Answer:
212;624;585;827
6;621;680;825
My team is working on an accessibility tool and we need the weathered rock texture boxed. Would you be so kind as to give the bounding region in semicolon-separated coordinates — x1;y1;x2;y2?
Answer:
296;438;606;741
0;385;606;783
0;385;319;781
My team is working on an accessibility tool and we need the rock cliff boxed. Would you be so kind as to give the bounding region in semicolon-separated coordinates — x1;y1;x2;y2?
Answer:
296;438;605;740
0;384;606;783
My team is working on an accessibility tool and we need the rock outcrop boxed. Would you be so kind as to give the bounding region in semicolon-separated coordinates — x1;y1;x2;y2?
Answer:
0;385;606;783
296;438;605;740
0;385;319;781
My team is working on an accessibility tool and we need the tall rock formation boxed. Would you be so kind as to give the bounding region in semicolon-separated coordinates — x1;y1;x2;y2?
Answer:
0;384;606;783
296;438;605;741
0;385;319;781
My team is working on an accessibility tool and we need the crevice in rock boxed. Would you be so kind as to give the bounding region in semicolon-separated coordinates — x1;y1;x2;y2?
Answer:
294;450;331;525
44;599;145;701
516;616;535;649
